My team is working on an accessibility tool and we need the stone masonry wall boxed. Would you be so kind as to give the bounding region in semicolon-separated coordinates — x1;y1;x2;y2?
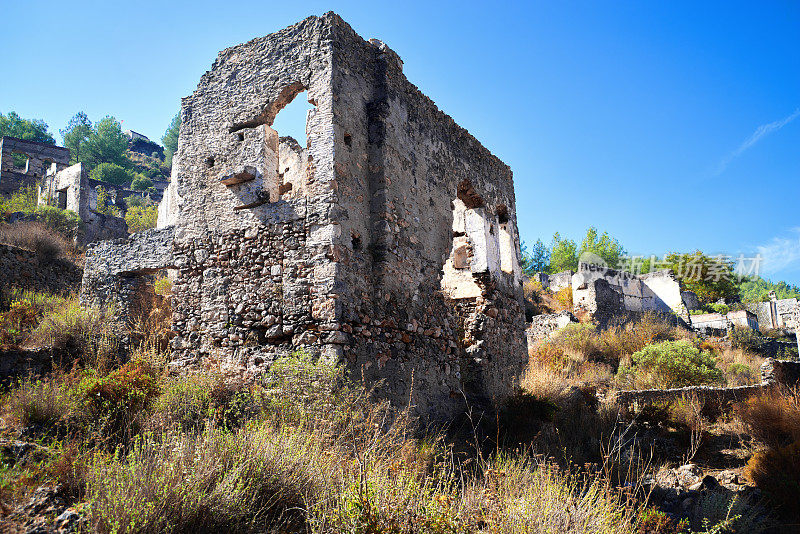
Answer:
38;163;129;245
329;18;526;416
82;13;528;420
80;227;175;325
572;264;689;325
526;311;577;344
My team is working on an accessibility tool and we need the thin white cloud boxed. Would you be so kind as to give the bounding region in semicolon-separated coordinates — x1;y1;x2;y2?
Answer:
754;228;800;277
714;108;800;176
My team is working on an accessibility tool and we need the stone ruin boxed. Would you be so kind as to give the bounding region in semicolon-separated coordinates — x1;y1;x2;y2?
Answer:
0;135;165;245
529;265;798;351
745;291;798;331
528;263;690;344
37;163;129;244
80;13;528;420
0;137;70;196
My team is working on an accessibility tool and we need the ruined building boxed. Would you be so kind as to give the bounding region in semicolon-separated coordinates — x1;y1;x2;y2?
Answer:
80;13;528;419
38;163;132;244
0;137;70;196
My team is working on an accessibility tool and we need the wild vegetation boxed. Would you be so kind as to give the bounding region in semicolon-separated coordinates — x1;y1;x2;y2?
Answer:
0;110;796;532
0;280;788;533
0;295;647;533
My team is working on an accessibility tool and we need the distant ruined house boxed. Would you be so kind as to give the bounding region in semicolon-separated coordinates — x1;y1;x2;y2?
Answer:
80;13;529;419
0;136;70;196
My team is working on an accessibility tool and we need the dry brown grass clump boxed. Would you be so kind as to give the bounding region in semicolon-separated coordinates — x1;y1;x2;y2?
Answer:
0;221;75;262
744;441;800;522
715;347;764;386
736;389;800;522
524;279;574;315
735;388;800;449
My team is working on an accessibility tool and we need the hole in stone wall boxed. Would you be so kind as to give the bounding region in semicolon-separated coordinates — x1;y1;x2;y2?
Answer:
271;89;315;148
205;156;215;168
57;188;68;210
351;231;362;251
11;152;28;171
441;198;482;299
499;222;514;274
457;179;485;209
270;89;316;200
128;268;175;352
496;204;509;224
237;132;245;141
343;132;352;147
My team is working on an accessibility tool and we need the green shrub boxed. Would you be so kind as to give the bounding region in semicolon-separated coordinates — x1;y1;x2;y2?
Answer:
730;327;765;353
31;206;81;236
725;362;755;385
0;185;38;214
90;162;135;186
131;175;153;191
153;277;171;296
618;340;723;389
76;360;160;440
550;323;599;356
125;205;158;233
95;186;122;218
710;303;729;315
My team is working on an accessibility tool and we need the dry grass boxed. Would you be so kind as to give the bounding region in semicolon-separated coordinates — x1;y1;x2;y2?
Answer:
524;280;574;315
526;313;687;393
0;221;76;262
88;424;326;533
744;441;800;523
6;373;74;429
734;388;800;449
716;347;764;386
2;350;643;534
734;390;800;523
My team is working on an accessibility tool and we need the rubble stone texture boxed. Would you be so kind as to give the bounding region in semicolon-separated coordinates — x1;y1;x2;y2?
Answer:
81;13;528;419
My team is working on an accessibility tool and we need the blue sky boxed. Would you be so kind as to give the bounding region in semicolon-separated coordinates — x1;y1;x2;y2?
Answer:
2;1;798;283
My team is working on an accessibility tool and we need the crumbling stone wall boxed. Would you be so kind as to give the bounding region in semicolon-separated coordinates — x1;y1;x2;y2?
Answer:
80;227;175;324
691;310;758;334
526;311;577;344
761;358;800;387
0;137;69;196
616;357;800;413
82;13;527;420
38;163;129;245
571;264;689;325
745;297;798;331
